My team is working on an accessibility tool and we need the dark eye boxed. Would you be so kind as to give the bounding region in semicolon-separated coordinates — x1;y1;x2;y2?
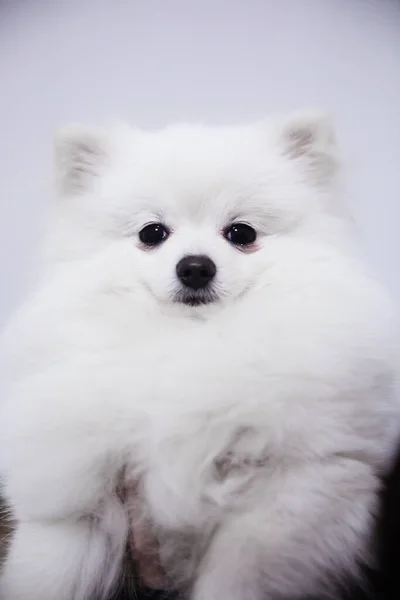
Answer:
139;223;170;247
224;223;257;246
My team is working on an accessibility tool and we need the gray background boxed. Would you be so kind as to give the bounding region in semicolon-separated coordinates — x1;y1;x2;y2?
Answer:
0;0;399;327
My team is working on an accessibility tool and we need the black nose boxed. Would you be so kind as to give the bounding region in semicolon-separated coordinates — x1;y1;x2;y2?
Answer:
176;255;216;290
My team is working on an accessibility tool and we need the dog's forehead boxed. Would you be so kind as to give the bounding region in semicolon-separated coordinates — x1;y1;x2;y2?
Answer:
130;127;272;218
135;165;257;223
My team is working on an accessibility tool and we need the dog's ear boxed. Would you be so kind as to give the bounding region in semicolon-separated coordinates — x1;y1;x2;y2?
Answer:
54;125;111;196
278;110;338;184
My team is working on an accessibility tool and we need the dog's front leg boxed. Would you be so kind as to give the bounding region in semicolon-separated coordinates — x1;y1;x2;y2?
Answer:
191;457;378;600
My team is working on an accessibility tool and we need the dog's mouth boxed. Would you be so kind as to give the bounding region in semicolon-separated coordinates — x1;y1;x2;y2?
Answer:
182;296;214;307
174;288;219;307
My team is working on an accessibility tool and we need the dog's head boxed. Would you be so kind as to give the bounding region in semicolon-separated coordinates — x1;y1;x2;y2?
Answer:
52;111;343;309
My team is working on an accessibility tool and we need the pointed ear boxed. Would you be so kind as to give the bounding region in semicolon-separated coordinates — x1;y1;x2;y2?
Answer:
54;125;111;195
278;110;338;184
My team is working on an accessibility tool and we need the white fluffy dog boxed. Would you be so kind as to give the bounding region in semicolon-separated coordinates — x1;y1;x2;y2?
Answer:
0;111;399;600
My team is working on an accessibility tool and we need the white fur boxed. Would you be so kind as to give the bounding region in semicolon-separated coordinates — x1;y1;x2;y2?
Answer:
0;111;399;600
